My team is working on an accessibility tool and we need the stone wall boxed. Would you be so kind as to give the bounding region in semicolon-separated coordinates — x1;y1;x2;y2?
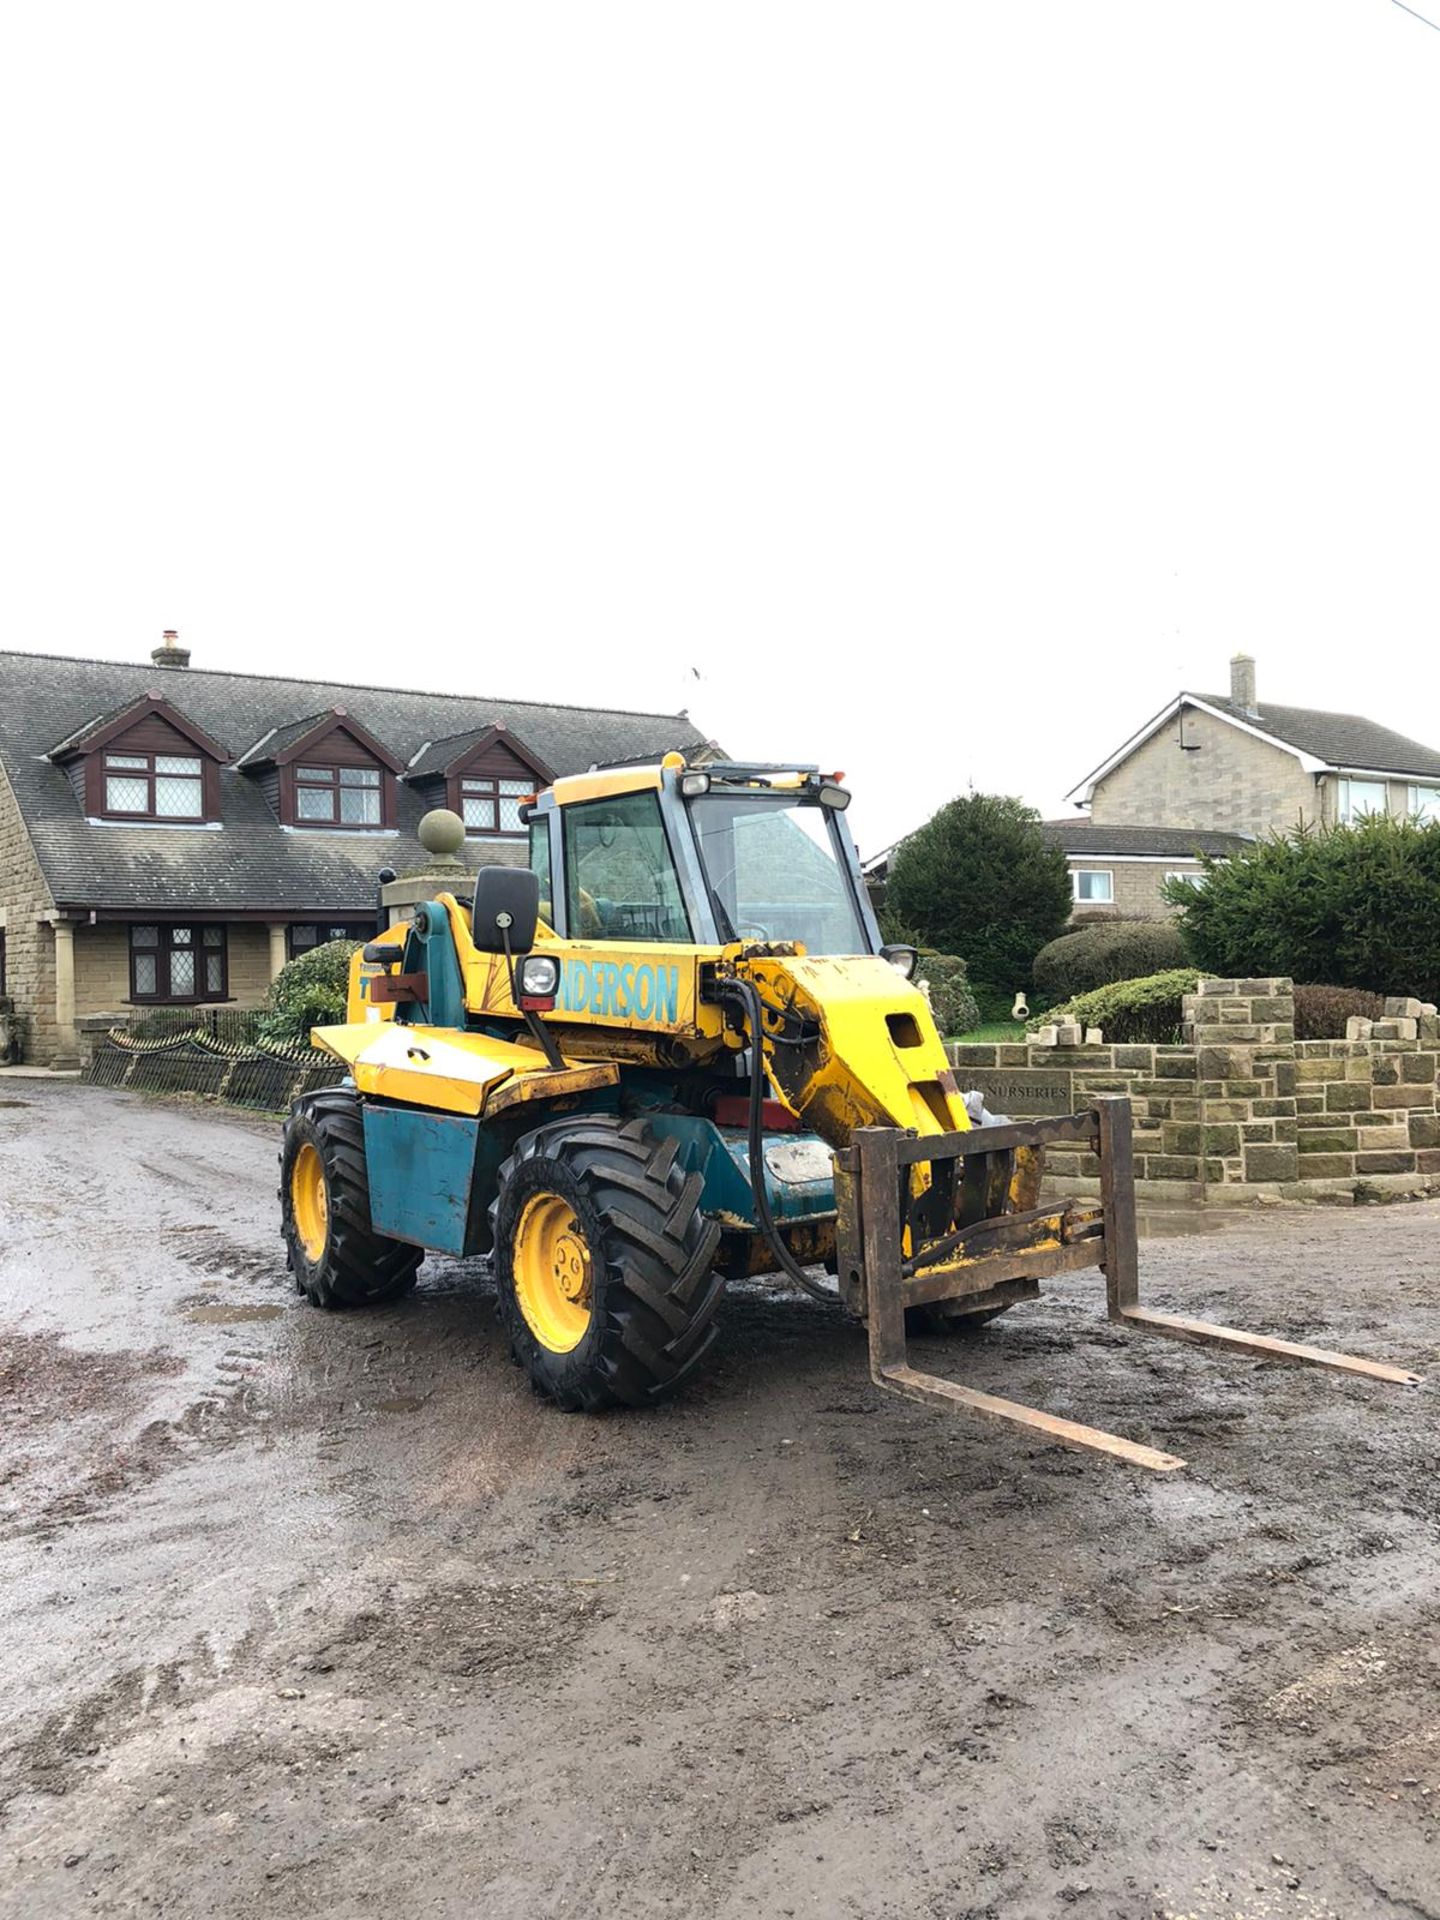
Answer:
1293;1037;1440;1185
953;978;1440;1204
0;758;59;1061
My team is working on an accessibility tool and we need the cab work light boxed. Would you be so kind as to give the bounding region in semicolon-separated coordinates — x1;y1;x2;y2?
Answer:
679;772;710;796
881;943;918;979
518;953;561;1011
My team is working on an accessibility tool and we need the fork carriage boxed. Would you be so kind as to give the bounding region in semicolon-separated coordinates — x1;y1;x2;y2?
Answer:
836;1094;1418;1473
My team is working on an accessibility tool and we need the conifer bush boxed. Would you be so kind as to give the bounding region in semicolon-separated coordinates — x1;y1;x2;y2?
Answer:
1165;816;1440;1004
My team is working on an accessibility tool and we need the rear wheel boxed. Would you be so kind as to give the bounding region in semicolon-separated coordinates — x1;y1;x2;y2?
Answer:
280;1088;422;1308
492;1116;724;1411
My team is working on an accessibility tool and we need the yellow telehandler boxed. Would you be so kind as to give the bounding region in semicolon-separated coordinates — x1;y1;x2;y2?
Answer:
281;754;1416;1471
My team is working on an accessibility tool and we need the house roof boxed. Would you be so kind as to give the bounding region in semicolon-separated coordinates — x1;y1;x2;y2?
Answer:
46;690;232;767
1066;691;1440;804
0;649;711;914
1193;694;1440;780
233;710;337;766
404;723;553;782
1039;820;1251;859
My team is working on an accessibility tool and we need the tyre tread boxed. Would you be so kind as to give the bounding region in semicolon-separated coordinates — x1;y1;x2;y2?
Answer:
280;1088;422;1310
492;1114;725;1411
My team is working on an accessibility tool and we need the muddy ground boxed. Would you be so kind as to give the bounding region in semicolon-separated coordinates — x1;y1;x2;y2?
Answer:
0;1083;1437;1919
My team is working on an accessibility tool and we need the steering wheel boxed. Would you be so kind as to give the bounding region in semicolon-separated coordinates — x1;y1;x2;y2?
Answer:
732;921;772;941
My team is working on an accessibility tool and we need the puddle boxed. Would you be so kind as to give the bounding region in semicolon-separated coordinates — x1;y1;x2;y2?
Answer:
1139;1209;1228;1240
185;1303;286;1325
374;1396;427;1414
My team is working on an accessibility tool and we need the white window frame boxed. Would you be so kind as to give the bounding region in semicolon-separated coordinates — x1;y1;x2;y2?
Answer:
1408;784;1440;823
1337;778;1387;824
1165;869;1205;889
1071;868;1114;904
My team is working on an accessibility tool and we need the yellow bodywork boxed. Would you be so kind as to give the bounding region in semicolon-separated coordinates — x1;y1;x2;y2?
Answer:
744;952;969;1142
313;1017;620;1118
322;888;966;1150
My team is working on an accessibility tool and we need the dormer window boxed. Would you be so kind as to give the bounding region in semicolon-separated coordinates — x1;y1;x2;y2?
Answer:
234;706;402;831
104;750;206;820
402;722;552;839
458;775;532;835
46;690;228;826
295;764;384;826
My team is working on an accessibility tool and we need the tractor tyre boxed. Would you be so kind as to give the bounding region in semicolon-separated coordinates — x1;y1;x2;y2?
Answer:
280;1087;422;1309
491;1116;725;1412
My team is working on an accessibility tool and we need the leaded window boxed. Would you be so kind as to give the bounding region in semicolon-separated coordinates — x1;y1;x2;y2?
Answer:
129;924;227;1002
459;776;530;834
293;764;383;826
103;751;204;819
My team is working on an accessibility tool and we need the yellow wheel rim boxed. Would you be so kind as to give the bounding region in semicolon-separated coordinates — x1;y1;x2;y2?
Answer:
512;1191;593;1354
292;1141;330;1263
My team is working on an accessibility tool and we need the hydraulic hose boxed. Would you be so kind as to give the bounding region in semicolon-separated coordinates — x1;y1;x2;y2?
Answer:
719;978;837;1305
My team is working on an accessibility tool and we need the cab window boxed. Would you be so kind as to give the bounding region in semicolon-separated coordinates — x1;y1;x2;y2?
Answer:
562;791;691;942
528;816;554;925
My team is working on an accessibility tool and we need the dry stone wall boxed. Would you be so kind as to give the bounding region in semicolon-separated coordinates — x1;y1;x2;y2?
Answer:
952;978;1440;1204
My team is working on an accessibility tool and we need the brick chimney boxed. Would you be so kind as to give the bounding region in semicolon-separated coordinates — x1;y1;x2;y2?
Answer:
1230;652;1257;715
151;628;191;670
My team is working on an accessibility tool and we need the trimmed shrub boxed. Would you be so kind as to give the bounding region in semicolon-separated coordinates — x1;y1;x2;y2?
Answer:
1031;968;1202;1046
1165;815;1440;1003
915;952;980;1038
258;939;363;1045
1032;920;1188;1003
884;793;1072;995
1292;984;1386;1042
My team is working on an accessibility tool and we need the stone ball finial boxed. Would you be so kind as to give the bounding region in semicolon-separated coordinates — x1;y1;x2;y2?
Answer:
417;808;467;863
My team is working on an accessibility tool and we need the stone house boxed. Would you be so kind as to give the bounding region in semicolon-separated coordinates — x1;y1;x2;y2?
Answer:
0;636;708;1065
1045;653;1440;918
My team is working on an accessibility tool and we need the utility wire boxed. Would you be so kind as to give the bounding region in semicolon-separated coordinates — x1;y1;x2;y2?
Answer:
1393;0;1440;31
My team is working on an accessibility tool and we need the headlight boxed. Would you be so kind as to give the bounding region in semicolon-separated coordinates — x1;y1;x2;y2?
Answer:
880;943;918;979
520;954;560;997
680;772;711;796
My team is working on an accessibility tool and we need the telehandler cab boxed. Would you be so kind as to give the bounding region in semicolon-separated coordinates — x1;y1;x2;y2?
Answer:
281;754;1416;1471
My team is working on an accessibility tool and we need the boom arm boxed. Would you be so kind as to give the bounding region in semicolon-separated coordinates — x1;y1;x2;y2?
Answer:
738;951;973;1147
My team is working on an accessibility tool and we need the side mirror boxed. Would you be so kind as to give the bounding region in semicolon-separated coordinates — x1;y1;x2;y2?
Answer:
472;866;540;955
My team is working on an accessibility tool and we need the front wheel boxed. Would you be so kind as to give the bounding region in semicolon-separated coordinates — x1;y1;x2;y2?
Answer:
491;1116;724;1411
280;1088;422;1308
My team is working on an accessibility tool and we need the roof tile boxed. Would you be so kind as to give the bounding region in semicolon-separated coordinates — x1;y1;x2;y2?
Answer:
0;650;710;913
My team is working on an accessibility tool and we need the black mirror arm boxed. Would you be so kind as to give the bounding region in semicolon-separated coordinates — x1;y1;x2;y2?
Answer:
501;925;566;1072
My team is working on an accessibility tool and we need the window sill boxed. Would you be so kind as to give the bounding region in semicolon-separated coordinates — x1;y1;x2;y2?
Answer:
126;997;238;1008
85;817;224;831
279;824;397;836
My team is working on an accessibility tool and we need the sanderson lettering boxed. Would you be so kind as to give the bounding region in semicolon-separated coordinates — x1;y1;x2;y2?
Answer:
557;958;681;1025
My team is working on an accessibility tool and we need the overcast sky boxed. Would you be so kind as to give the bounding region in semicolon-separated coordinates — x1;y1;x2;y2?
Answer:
2;3;1437;856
